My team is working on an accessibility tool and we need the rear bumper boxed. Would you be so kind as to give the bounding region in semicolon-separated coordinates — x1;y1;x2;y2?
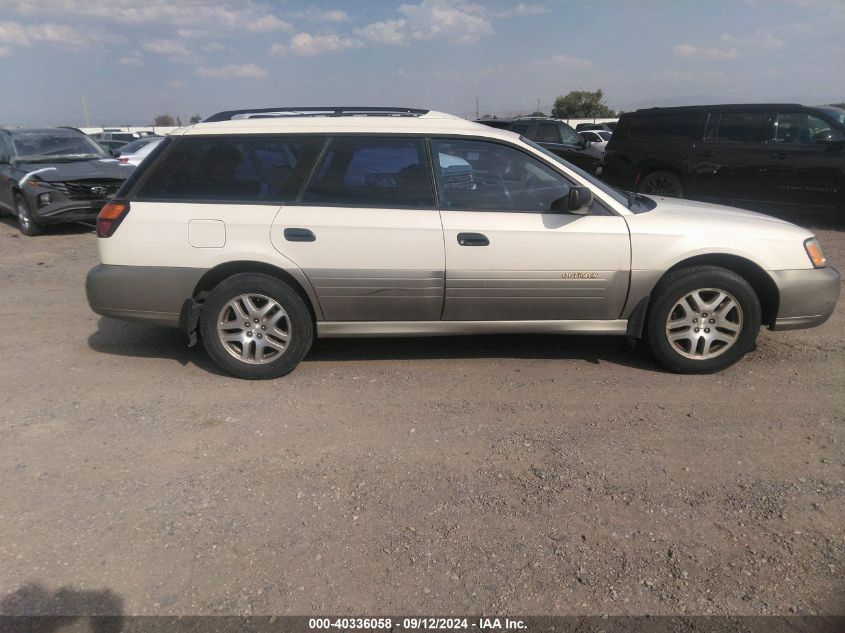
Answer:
770;267;841;330
86;264;206;328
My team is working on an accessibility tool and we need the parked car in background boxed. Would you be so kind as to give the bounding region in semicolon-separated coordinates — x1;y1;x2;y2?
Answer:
0;127;135;235
85;106;839;380
475;117;604;174
579;129;611;152
96;139;128;154
602;103;845;215
576;123;614;132
116;136;165;166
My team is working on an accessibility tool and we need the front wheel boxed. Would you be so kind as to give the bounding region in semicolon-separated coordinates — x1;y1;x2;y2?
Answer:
15;194;43;236
200;274;313;379
646;266;761;373
638;171;684;198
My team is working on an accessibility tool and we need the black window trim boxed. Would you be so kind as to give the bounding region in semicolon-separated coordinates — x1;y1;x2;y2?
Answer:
124;131;618;216
703;110;773;146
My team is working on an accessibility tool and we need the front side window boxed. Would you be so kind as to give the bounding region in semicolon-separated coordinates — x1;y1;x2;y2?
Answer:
135;136;321;201
776;112;843;144
301;137;433;207
709;112;769;143
557;123;582;145
432;138;574;213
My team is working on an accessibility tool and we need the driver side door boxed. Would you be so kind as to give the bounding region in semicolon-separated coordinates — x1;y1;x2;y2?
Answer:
433;138;630;322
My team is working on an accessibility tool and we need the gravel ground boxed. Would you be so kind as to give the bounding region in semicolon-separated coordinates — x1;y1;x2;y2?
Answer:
0;214;842;618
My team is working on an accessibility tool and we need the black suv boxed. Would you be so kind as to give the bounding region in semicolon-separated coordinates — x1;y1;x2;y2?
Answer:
0;127;135;235
602;103;845;214
475;117;604;174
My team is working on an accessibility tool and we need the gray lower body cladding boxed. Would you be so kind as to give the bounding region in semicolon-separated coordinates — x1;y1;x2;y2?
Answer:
86;265;205;327
769;266;840;330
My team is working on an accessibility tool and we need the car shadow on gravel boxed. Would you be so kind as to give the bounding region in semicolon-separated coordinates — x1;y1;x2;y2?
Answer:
0;581;123;631
308;334;663;372
88;318;663;375
87;318;229;377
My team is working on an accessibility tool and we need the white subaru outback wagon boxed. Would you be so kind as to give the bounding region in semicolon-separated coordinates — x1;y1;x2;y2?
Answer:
86;107;840;379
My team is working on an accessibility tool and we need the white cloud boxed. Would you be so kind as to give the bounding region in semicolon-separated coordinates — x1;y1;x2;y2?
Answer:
355;19;409;45
292;8;350;22
118;54;144;66
0;20;85;51
721;30;784;51
141;38;196;62
10;1;292;35
166;79;187;88
269;43;287;56
398;0;494;44
0;46;10;57
288;32;363;56
195;63;267;79
674;43;741;60
496;3;551;17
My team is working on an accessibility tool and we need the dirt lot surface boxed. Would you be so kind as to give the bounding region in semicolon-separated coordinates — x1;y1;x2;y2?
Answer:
0;215;843;618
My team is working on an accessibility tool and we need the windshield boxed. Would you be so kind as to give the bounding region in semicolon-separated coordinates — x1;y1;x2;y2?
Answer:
11;130;108;161
520;136;629;207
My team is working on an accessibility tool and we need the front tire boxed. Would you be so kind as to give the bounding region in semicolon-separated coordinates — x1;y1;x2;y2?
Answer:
638;171;684;198
15;194;43;236
200;274;313;379
646;266;761;373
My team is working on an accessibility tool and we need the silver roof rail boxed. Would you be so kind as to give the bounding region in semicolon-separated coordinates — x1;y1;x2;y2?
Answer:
204;107;429;122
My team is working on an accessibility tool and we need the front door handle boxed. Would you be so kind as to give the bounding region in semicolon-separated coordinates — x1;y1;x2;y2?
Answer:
284;228;316;242
457;232;489;246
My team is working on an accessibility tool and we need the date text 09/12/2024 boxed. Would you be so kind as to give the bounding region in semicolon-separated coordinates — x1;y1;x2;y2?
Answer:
308;617;527;630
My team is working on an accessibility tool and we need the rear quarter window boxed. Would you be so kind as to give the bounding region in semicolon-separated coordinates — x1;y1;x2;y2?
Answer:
134;136;322;202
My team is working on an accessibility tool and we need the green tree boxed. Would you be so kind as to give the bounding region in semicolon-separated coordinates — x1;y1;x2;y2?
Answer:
189;114;202;123
551;90;615;119
828;102;845;109
153;113;176;126
528;111;547;117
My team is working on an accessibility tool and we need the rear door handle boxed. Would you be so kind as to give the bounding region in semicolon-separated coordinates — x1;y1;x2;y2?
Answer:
283;228;316;242
457;232;489;246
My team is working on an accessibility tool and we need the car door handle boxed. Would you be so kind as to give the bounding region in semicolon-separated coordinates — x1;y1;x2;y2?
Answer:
283;228;316;242
457;232;489;246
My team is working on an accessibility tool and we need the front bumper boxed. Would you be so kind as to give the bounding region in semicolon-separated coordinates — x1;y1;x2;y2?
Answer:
86;264;206;328
769;267;841;330
28;195;106;224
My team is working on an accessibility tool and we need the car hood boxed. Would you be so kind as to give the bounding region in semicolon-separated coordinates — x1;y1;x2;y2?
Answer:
16;158;134;183
642;195;807;231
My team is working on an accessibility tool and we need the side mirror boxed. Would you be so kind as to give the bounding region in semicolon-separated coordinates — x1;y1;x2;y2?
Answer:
568;186;593;213
550;186;593;214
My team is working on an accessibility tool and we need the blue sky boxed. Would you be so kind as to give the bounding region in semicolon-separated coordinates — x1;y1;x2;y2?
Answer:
1;0;843;126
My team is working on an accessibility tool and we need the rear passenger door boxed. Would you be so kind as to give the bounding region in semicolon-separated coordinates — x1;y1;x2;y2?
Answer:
271;136;445;322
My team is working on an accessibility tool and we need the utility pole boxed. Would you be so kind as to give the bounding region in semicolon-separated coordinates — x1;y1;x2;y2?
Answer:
81;90;91;128
476;96;479;120
537;97;540;114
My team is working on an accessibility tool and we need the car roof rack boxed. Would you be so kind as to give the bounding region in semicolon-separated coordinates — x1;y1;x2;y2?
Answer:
204;107;430;122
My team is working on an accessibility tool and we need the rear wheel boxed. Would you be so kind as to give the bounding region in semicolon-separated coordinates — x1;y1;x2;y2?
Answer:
638;171;684;198
646;266;761;373
200;273;313;379
14;194;42;236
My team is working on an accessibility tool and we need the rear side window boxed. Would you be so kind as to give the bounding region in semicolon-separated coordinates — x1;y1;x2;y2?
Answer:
708;112;769;143
135;136;322;202
534;122;561;143
628;113;706;142
301;137;434;207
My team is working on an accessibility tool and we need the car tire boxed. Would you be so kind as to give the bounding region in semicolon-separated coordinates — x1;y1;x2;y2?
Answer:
638;171;684;198
200;273;313;380
646;266;761;374
14;194;43;236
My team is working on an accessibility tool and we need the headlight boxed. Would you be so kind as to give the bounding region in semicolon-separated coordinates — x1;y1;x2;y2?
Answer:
804;237;827;269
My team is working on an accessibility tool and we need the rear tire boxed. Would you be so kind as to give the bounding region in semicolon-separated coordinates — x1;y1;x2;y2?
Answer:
14;194;43;236
646;266;761;373
200;273;313;379
638;171;684;198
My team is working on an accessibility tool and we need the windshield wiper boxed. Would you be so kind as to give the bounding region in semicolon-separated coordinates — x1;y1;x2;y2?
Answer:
19;153;103;163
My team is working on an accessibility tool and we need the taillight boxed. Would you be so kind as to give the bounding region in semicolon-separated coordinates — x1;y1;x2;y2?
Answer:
96;201;129;238
118;157;129;163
